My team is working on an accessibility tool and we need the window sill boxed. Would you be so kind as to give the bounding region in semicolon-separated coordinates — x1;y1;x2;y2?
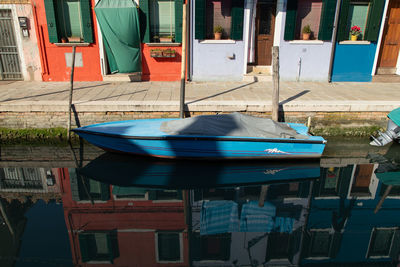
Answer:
289;40;324;45
54;43;91;47
146;43;181;47
339;40;371;45
199;39;236;44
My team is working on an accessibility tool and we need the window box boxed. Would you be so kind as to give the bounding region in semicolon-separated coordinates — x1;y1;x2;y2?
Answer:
150;49;164;57
150;49;177;58
44;0;94;44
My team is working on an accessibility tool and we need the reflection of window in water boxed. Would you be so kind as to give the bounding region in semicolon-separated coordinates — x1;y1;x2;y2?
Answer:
367;228;399;258
314;166;353;198
303;230;341;258
78;231;117;263
1;168;43;190
157;232;182;262
192;233;231;261
380;184;400;196
350;164;374;197
267;232;290;259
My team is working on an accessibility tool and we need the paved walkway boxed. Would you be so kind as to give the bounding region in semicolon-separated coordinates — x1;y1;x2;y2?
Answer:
0;80;399;112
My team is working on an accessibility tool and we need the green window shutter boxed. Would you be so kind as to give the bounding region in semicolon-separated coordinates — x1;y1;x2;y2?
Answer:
44;0;59;43
284;0;298;41
390;230;400;258
318;0;337;41
231;0;244;40
297;181;310;198
329;232;342;258
100;182;110;201
140;0;150;43
195;0;206;39
364;0;385;42
336;0;350;41
300;231;311;258
175;0;183;43
338;166;353;198
80;0;94;43
79;234;94;262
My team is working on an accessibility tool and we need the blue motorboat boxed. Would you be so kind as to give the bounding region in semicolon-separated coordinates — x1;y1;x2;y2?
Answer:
78;153;321;188
72;113;326;159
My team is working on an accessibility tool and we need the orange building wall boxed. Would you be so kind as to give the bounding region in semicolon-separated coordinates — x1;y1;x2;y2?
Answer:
141;44;182;81
33;0;102;81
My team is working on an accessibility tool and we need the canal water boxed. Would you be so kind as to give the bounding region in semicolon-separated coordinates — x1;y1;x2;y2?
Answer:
0;138;399;266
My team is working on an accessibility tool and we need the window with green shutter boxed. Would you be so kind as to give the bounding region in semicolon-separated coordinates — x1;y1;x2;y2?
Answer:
78;231;118;263
195;0;244;40
44;0;94;43
337;0;385;42
284;0;338;41
157;232;182;262
141;0;182;43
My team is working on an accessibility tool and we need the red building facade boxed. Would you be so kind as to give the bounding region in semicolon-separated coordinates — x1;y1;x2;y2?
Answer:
57;168;189;266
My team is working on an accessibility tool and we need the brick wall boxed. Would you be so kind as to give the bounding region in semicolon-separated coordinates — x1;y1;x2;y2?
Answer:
0;111;389;129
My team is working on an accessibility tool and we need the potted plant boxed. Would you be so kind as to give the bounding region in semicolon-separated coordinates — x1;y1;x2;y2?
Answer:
302;25;311;40
350;25;361;41
152;35;160;43
159;35;174;43
150;49;163;57
162;48;176;58
214;25;223;40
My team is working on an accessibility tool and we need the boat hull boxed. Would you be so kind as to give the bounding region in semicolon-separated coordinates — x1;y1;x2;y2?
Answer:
75;131;326;159
79;153;321;188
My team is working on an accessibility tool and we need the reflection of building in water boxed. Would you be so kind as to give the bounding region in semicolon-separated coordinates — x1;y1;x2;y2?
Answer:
190;160;400;266
0;198;31;267
58;168;189;266
190;180;313;266
0;168;61;203
0;167;68;266
303;161;400;266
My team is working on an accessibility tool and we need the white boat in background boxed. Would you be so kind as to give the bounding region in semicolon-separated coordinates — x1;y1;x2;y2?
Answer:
370;107;400;146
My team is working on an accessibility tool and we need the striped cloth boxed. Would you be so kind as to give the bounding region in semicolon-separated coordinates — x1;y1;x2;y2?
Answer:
274;217;295;233
240;201;276;232
200;200;239;235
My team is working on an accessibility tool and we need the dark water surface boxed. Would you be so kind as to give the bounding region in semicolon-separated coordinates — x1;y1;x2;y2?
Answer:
1;138;400;267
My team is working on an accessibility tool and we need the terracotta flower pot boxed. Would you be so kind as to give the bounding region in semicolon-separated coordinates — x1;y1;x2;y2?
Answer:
302;33;310;40
214;32;222;40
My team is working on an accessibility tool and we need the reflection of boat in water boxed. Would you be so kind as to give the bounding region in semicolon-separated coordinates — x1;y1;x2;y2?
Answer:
78;153;321;189
72;113;326;160
368;143;400;213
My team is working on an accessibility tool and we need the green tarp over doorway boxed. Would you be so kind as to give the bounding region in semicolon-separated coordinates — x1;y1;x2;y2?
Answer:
95;0;142;73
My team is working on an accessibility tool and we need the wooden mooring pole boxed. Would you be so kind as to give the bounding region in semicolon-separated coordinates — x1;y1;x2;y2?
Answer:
272;46;279;122
67;46;76;140
179;1;187;119
259;47;279;207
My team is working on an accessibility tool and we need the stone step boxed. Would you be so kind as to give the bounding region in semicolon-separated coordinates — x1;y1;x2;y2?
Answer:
243;74;272;82
372;74;400;83
102;73;141;82
247;65;272;75
376;67;396;75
